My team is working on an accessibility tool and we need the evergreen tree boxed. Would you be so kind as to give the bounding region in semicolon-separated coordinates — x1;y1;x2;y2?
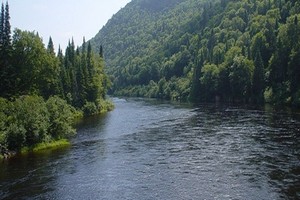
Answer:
57;45;66;98
3;2;11;50
0;2;12;97
0;3;4;48
47;36;55;55
87;41;93;77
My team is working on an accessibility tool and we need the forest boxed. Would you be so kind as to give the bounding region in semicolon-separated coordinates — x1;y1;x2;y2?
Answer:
90;0;300;107
0;2;112;153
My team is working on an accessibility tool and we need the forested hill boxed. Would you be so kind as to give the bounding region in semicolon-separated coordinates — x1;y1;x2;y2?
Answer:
90;0;300;107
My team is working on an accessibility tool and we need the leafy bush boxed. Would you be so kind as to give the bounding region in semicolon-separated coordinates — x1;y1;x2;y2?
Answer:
97;98;115;114
82;101;98;116
0;98;8;147
6;96;50;149
46;96;77;139
0;95;79;151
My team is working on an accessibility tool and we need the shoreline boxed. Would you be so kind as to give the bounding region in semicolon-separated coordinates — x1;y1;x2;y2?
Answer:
0;139;71;161
21;139;71;154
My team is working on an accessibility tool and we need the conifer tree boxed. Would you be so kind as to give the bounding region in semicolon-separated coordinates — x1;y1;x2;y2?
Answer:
87;41;93;77
3;1;11;50
0;3;4;48
47;36;55;55
0;2;12;97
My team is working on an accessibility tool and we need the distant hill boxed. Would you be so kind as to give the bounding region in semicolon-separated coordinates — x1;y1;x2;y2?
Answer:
90;0;300;107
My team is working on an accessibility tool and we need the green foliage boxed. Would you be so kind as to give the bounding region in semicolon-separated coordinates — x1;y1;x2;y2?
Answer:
0;3;112;110
82;102;98;116
0;96;78;151
46;96;77;139
90;0;300;106
229;56;254;102
0;2;112;153
0;98;8;147
2;96;49;150
61;40;111;110
0;2;12;97
252;51;265;103
200;63;220;101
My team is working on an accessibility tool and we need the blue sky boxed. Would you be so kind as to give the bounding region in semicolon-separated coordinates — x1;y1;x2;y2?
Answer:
8;0;131;52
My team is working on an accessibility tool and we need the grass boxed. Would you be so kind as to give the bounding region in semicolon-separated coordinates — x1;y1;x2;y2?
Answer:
21;139;71;154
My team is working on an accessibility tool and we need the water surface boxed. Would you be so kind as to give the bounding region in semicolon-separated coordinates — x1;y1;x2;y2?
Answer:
0;98;299;199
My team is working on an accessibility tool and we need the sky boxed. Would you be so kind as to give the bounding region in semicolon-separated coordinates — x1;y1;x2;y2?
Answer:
8;0;131;52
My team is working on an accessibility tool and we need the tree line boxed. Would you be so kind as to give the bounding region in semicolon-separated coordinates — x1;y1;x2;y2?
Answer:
0;2;112;152
91;0;300;107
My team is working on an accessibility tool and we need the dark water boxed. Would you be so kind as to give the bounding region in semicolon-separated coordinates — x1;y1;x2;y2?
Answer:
0;98;300;200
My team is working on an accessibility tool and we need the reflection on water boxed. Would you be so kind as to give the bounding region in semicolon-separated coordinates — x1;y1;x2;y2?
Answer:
0;98;299;200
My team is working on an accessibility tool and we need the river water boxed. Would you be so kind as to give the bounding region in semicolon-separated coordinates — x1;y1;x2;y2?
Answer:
0;98;299;200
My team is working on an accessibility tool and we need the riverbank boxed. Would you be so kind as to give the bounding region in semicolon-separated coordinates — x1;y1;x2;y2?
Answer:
0;139;71;161
21;139;71;154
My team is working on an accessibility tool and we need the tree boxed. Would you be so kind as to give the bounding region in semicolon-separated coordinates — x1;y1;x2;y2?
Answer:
46;96;76;139
200;63;220;102
190;52;204;102
252;50;265;104
99;45;103;58
47;36;55;55
0;2;12;97
0;3;4;48
6;96;50;149
3;2;11;50
288;46;300;106
11;29;58;96
229;56;254;102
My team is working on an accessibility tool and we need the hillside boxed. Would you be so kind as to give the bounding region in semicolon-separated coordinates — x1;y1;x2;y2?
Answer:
90;0;300;106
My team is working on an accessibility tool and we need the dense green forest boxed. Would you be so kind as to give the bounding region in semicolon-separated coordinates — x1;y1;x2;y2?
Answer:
0;2;112;153
90;0;300;106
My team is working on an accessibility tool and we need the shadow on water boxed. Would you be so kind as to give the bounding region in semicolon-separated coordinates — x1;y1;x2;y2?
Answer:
0;146;71;200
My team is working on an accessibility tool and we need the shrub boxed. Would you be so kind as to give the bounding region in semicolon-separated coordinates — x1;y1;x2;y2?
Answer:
46;96;77;139
82;101;98;116
0;98;8;147
6;96;50;149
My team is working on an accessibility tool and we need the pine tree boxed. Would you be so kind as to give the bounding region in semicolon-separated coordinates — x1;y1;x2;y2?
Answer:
80;38;89;98
3;1;11;50
87;41;93;77
47;36;55;55
57;45;66;98
0;3;4;49
0;2;12;97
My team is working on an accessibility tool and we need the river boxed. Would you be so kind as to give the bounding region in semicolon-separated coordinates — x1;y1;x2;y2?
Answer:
0;98;299;200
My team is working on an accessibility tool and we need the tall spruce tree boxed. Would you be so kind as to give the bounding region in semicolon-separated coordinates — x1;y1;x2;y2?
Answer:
0;2;12;97
47;36;55;55
3;2;11;50
0;3;4;48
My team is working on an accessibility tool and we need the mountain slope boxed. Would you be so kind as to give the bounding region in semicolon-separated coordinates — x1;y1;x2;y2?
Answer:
90;0;300;106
